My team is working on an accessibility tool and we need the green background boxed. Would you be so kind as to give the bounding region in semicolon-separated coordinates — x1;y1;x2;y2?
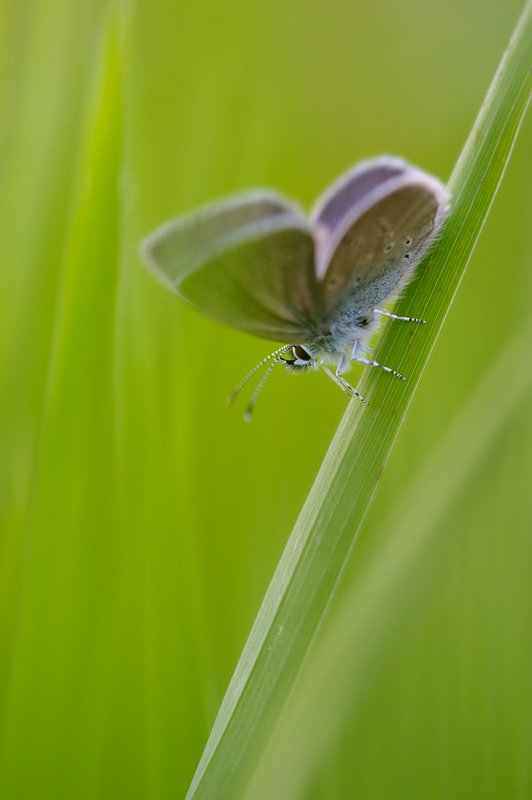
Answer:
0;0;531;797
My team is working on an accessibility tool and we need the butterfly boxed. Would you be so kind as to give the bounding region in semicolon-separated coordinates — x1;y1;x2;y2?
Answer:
141;157;450;420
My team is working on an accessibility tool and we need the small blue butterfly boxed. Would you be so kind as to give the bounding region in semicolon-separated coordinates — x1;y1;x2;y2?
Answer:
142;157;450;419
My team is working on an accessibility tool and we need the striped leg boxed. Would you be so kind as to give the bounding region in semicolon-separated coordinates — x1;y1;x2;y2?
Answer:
350;341;405;381
321;363;368;406
374;308;426;324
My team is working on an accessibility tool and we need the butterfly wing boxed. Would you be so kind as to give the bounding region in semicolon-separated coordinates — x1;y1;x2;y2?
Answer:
311;162;450;316
310;156;409;245
142;191;320;343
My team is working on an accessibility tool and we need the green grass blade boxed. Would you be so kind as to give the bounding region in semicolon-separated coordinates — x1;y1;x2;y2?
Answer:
185;3;532;798
0;21;123;796
245;310;532;799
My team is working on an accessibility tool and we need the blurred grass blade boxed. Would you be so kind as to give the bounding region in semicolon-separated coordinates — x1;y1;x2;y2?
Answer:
245;310;532;799
0;22;123;797
186;3;532;799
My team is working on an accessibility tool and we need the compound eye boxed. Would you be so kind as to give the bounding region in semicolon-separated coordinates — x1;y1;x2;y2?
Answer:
293;346;312;361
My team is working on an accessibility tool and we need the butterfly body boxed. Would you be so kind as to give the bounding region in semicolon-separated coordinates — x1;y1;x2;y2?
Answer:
141;156;450;417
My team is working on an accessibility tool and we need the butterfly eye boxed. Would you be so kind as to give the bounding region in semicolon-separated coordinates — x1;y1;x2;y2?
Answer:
280;345;314;371
293;346;312;361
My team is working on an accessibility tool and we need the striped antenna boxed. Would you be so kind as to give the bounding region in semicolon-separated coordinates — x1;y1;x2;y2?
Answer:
227;345;292;405
244;361;282;422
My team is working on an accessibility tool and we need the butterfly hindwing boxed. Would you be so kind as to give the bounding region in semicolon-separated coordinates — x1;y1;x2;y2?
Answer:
315;172;449;315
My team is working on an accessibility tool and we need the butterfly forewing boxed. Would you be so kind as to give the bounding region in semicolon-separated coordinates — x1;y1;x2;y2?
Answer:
143;191;298;290
179;216;320;342
143;194;320;343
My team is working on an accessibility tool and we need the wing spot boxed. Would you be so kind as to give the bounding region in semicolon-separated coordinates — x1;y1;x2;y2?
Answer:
375;216;392;234
343;235;365;251
384;242;394;253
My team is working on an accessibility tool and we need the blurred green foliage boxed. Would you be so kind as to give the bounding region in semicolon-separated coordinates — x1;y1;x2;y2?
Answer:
0;1;531;798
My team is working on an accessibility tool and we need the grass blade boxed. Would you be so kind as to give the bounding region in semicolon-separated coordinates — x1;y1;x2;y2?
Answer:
245;309;532;798
186;4;532;797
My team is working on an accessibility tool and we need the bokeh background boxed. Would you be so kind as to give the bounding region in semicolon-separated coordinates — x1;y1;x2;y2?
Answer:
1;0;532;797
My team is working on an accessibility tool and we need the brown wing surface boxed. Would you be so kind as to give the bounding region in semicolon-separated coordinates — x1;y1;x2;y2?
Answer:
317;174;448;315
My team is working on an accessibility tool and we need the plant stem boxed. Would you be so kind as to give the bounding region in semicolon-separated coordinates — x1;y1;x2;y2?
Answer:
186;3;532;797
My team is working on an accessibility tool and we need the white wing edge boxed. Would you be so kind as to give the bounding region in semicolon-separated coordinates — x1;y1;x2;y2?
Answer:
309;155;411;226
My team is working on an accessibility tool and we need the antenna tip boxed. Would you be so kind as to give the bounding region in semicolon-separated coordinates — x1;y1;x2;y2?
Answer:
243;411;253;423
226;395;235;406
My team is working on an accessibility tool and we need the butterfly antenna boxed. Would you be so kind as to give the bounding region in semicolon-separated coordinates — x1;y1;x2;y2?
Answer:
243;361;279;422
227;344;292;405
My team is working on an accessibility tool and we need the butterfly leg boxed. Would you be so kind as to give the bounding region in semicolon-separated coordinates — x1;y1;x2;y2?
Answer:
350;340;405;381
374;309;426;324
321;363;368;406
336;354;362;395
336;353;377;400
